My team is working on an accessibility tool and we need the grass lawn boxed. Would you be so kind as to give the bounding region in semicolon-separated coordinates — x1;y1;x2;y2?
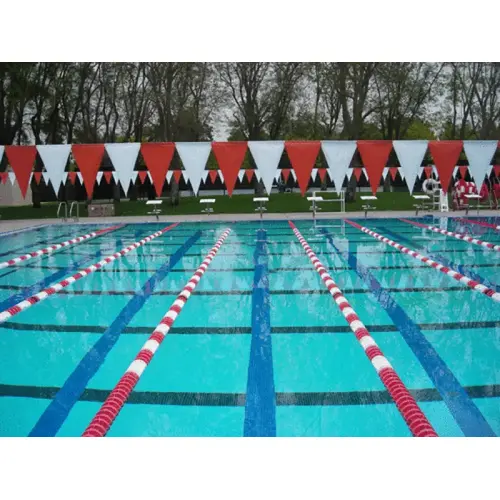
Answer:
0;191;441;220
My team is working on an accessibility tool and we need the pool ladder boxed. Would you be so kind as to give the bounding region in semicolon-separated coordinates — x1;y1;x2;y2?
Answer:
69;201;80;221
57;202;68;222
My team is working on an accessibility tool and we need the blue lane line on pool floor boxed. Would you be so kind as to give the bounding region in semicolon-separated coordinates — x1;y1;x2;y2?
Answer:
371;223;500;293
29;229;202;437
321;229;496;437
244;228;276;437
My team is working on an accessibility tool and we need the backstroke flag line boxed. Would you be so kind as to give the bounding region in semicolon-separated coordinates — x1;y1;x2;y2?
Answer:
176;142;211;196
393;140;428;194
321;141;356;195
105;143;141;195
463;141;497;186
37;144;71;197
248;141;285;195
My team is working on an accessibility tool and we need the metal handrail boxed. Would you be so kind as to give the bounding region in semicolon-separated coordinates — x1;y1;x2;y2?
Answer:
69;201;79;221
57;202;68;221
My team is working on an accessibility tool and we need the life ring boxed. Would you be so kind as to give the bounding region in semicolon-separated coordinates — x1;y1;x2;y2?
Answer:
423;178;440;194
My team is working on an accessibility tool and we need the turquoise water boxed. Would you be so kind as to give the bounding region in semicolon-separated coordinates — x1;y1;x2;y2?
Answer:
0;216;499;437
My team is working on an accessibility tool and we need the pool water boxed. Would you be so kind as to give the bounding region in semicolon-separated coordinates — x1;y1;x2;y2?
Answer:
0;216;499;437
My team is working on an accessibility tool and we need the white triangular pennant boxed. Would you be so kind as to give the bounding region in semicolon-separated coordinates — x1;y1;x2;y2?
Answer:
181;170;188;182
238;170;245;182
311;168;318;182
8;172;16;185
42;172;51;185
382;167;389;180
202;170;209;183
291;170;297;182
0;145;4;165
275;171;281;181
432;165;438;177
166;171;173;183
96;172;104;184
254;170;262;181
393;140;428;194
112;172;119;184
175;142;211;196
321;141;357;195
77;172;83;184
131;172;138;183
362;167;368;179
463;141;497;186
148;172;153;183
105;143;140;193
62;173;68;184
453;166;459;178
248;141;284;195
36;144;71;193
347;169;354;181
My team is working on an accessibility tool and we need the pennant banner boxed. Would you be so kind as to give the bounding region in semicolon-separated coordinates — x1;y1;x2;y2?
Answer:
33;172;42;185
347;169;354;181
321;141;356;195
175;142;210;196
8;172;16;186
318;168;327;183
463;141;497;186
42;172;50;185
201;170;209;183
389;167;398;181
4;146;37;198
459;166;468;179
354;168;362;182
311;168;318;182
282;168;291;183
112;172;119;185
245;170;254;183
208;170;218;184
138;171;148;184
357;141;393;195
173;170;182;184
291;170;297;182
96;172;104;185
382;167;389;181
0;146;4;165
212;142;247;196
248;141;284;195
103;172;112;184
285;141;320;195
142;142;175;197
37;144;71;196
77;172;83;184
72;144;105;198
237;170;245;182
393;140;428;195
166;171;174;183
67;172;77;185
106;143;140;195
429;141;463;192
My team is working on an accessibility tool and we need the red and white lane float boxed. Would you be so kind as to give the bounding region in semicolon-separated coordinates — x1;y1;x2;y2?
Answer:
0;223;179;324
455;217;500;232
346;220;500;303
399;218;500;252
288;221;437;437
0;224;124;270
82;228;232;437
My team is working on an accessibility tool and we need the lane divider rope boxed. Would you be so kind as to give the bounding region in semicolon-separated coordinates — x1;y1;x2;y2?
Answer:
346;219;500;303
399;218;500;251
0;224;124;270
82;228;232;437
288;221;437;437
453;217;500;231
0;223;179;325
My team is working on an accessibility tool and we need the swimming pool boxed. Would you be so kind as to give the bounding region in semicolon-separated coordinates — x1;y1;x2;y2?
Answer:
0;215;499;437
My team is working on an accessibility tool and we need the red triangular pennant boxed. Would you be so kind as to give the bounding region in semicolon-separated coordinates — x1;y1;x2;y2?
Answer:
424;167;432;179
103;172;113;184
245;169;254;183
71;144;105;198
141;142;174;197
354;168;362;182
285;141;321;196
282;168;291;183
209;170;218;184
494;165;500;178
212;142;248;197
4;146;37;198
33;172;43;185
138;171;148;184
318;168;327;182
173;170;182;183
459;166;468;179
357;141;393;195
0;172;7;184
67;172;77;185
389;167;398;181
428;141;463;192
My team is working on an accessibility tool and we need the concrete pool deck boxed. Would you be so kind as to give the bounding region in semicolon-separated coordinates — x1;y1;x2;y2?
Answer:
1;209;500;234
